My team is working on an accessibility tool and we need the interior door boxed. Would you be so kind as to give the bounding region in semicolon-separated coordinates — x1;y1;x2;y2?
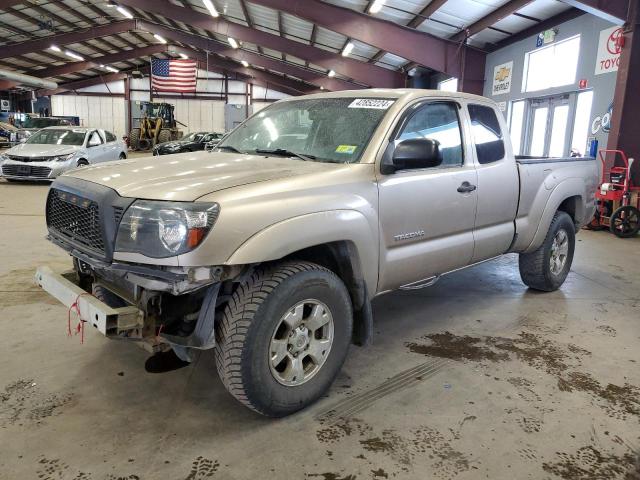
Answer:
377;101;478;292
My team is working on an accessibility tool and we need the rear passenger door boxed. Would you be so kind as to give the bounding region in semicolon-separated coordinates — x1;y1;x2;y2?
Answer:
86;130;108;163
101;130;120;161
377;101;478;291
467;103;519;262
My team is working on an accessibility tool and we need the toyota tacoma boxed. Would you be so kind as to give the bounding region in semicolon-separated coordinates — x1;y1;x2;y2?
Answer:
35;90;598;416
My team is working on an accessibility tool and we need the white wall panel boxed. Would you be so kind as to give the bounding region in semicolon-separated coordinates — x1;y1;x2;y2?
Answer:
51;95;127;137
155;97;227;133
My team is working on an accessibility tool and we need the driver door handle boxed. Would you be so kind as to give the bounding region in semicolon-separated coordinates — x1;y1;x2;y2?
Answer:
457;181;477;193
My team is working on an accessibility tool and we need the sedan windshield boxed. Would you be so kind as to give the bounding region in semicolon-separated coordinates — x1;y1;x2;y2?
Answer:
217;97;395;163
182;132;205;142
26;129;86;146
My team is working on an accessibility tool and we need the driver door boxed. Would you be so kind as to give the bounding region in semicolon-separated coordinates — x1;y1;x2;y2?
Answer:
376;101;478;292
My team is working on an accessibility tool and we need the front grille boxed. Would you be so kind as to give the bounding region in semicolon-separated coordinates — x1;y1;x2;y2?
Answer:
113;206;125;225
7;155;55;163
2;164;52;178
46;189;105;254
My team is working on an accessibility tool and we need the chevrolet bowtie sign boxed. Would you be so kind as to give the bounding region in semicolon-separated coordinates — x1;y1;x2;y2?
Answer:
492;61;513;96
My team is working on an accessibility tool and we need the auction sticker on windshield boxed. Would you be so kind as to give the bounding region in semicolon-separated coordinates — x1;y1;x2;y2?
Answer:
348;99;395;109
335;145;357;154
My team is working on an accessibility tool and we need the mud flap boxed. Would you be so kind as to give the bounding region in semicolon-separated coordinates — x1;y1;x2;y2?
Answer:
352;285;373;346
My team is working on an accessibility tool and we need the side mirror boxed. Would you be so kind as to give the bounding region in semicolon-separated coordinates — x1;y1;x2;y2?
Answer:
384;138;442;173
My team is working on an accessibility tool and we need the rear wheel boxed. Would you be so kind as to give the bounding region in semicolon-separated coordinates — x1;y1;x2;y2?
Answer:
214;261;353;417
129;128;140;151
519;211;575;292
119;153;126;160
610;206;640;238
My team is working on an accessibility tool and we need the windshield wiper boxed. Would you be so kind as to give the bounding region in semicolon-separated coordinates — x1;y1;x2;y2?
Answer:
216;145;245;154
255;148;316;161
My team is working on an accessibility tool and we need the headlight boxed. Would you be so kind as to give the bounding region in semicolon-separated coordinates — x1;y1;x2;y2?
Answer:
115;200;220;258
52;153;76;162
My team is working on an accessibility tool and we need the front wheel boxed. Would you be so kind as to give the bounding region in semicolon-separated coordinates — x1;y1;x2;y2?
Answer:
519;211;575;292
214;261;353;417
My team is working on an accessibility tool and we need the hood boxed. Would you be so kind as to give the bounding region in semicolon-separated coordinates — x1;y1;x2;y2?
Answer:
63;151;338;201
6;142;81;157
156;139;190;149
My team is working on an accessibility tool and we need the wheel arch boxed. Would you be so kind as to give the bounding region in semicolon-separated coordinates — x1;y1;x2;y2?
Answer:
224;210;378;345
523;179;588;253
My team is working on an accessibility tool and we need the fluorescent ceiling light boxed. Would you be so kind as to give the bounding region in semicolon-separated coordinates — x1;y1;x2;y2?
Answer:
327;69;336;77
227;37;239;49
106;66;119;73
116;6;133;18
65;51;84;61
49;45;61;52
179;53;189;59
369;0;385;14
153;34;167;44
241;60;249;67
342;42;354;57
202;0;219;17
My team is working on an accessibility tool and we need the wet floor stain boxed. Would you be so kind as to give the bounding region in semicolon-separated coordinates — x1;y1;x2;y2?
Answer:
406;331;639;423
1;379;74;427
542;445;639;479
306;473;357;480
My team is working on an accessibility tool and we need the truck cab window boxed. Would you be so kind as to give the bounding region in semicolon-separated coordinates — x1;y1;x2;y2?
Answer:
396;102;463;167
468;104;505;164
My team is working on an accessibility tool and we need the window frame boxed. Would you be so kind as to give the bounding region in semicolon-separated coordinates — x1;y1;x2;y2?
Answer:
467;103;507;165
87;130;104;147
382;99;467;173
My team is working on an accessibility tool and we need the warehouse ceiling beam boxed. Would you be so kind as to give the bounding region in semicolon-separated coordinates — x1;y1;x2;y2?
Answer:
450;0;535;42
246;0;485;93
37;70;133;97
115;0;403;88
488;8;584;51
0;20;137;60
0;1;27;11
171;47;313;96
559;0;628;24
407;0;449;29
27;44;167;79
136;20;363;91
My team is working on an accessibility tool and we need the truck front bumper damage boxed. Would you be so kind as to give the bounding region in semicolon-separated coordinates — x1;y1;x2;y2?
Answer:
34;265;221;361
34;266;144;336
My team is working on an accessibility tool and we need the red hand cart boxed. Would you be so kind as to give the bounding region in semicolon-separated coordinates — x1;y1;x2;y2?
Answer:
587;149;640;237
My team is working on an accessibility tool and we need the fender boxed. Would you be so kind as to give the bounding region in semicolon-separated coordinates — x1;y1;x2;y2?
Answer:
225;209;379;297
522;178;587;253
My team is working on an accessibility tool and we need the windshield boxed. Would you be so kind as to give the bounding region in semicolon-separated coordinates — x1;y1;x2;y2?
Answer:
217;97;395;163
23;118;70;129
182;132;205;142
26;129;86;146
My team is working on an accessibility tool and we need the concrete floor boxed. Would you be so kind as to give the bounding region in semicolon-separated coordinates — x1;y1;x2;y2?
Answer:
0;176;639;480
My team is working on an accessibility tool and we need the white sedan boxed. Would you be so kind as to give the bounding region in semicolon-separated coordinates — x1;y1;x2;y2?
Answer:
0;126;127;181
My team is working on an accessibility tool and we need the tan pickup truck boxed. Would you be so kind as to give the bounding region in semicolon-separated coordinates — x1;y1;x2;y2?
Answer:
36;89;598;416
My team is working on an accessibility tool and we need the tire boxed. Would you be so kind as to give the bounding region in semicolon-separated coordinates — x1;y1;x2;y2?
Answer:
76;159;89;167
609;206;640;238
519;211;575;292
129;128;140;151
214;261;353;417
158;129;171;144
119;153;126;160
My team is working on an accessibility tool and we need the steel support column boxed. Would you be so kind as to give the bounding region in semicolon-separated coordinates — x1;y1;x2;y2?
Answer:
606;0;640;183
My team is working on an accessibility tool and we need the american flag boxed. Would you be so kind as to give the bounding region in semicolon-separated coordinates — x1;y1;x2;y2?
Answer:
151;58;197;93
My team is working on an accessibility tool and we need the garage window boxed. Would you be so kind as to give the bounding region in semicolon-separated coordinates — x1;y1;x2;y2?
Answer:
468;104;505;164
523;36;581;92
